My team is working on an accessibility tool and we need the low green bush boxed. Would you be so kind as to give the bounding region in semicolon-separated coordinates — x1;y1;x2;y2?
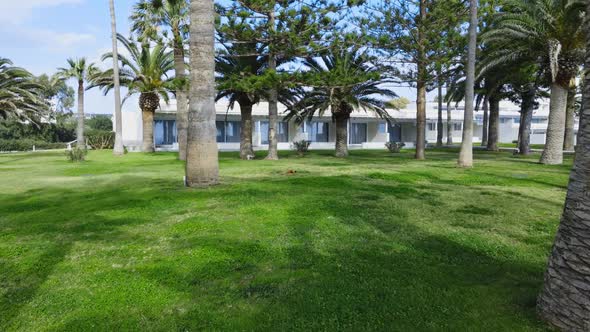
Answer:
293;140;311;156
0;139;66;152
65;147;87;162
86;130;114;150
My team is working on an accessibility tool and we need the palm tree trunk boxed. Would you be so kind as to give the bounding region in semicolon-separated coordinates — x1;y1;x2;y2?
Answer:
185;0;219;187
458;0;477;168
563;82;576;151
109;0;124;156
481;96;489;147
487;94;500;151
266;10;279;161
415;0;426;160
239;101;255;160
436;76;443;147
173;25;189;161
537;12;590;327
335;112;349;158
141;109;155;152
446;100;453;145
76;80;85;148
540;82;568;164
518;85;535;155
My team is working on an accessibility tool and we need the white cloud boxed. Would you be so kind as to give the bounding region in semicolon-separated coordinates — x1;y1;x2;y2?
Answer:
0;0;83;24
23;28;96;50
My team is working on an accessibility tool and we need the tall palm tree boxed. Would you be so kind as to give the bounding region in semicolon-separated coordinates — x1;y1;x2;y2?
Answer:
109;0;124;156
131;0;190;160
90;34;176;152
216;41;267;160
286;49;397;157
537;2;590;328
481;0;585;164
57;58;99;148
458;0;478;168
0;58;48;121
185;0;219;186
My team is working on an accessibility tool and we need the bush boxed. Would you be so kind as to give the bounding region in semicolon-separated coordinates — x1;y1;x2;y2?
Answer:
65;147;87;162
0;139;66;152
385;142;405;153
86;130;114;150
293;140;311;157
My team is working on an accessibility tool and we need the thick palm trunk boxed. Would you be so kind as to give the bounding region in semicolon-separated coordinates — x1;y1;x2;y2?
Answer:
76;80;85;148
109;0;124;156
487;94;500;151
266;10;279;161
446;101;453;145
458;0;477;168
173;26;189;161
537;17;590;328
518;85;535;155
415;0;426;160
563;83;576;151
481;96;489;147
141;109;155;152
335;112;349;158
540;82;568;164
185;0;219;187
436;77;443;147
239;101;255;160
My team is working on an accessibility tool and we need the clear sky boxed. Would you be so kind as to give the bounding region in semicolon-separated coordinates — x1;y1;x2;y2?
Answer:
0;0;427;115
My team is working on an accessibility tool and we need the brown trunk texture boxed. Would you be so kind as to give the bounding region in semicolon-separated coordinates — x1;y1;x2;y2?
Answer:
487;95;500;152
239;101;255;160
541;82;568;165
335;112;349;158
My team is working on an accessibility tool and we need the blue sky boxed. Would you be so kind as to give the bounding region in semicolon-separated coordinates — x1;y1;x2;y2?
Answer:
1;0;424;115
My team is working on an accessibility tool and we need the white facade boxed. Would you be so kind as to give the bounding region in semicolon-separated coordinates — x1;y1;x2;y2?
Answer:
117;99;563;152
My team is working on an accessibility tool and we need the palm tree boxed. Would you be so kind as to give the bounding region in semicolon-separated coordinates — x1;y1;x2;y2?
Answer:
286;49;397;157
57;58;99;148
109;0;125;156
185;0;219;186
481;0;585;164
458;0;478;168
131;0;189;160
216;42;267;160
90;34;176;152
0;58;48;121
537;3;590;328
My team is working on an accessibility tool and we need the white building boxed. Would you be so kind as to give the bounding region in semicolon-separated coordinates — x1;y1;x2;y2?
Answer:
118;99;562;152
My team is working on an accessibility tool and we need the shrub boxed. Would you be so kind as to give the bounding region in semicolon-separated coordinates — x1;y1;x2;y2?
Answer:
293;140;311;157
65;147;87;162
385;142;405;153
86;130;114;150
0;139;66;152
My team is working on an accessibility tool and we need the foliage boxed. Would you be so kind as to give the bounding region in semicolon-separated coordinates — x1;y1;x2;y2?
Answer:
0;57;49;122
0;149;570;330
292;140;311;156
86;115;113;131
285;46;397;123
385;141;406;153
90;34;177;105
86;129;114;150
56;58;99;87
0;139;66;152
33;74;75;113
131;0;189;47
0;113;76;143
387;97;411;109
65;147;87;162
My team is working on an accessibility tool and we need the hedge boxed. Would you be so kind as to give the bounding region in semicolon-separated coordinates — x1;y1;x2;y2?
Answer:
0;139;67;152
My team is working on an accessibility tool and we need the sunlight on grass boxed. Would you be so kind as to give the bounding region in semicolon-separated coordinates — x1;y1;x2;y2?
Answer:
0;149;570;331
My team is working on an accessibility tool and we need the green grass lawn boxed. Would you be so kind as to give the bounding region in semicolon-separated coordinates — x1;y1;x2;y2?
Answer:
0;149;572;331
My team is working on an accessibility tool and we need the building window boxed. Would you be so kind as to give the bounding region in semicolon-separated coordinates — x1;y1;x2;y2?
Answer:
260;121;289;144
216;121;241;143
309;122;329;142
350;123;367;144
453;123;462;131
378;122;388;134
154;120;177;145
500;117;510;124
514;117;520;124
427;122;437;131
532;118;547;124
